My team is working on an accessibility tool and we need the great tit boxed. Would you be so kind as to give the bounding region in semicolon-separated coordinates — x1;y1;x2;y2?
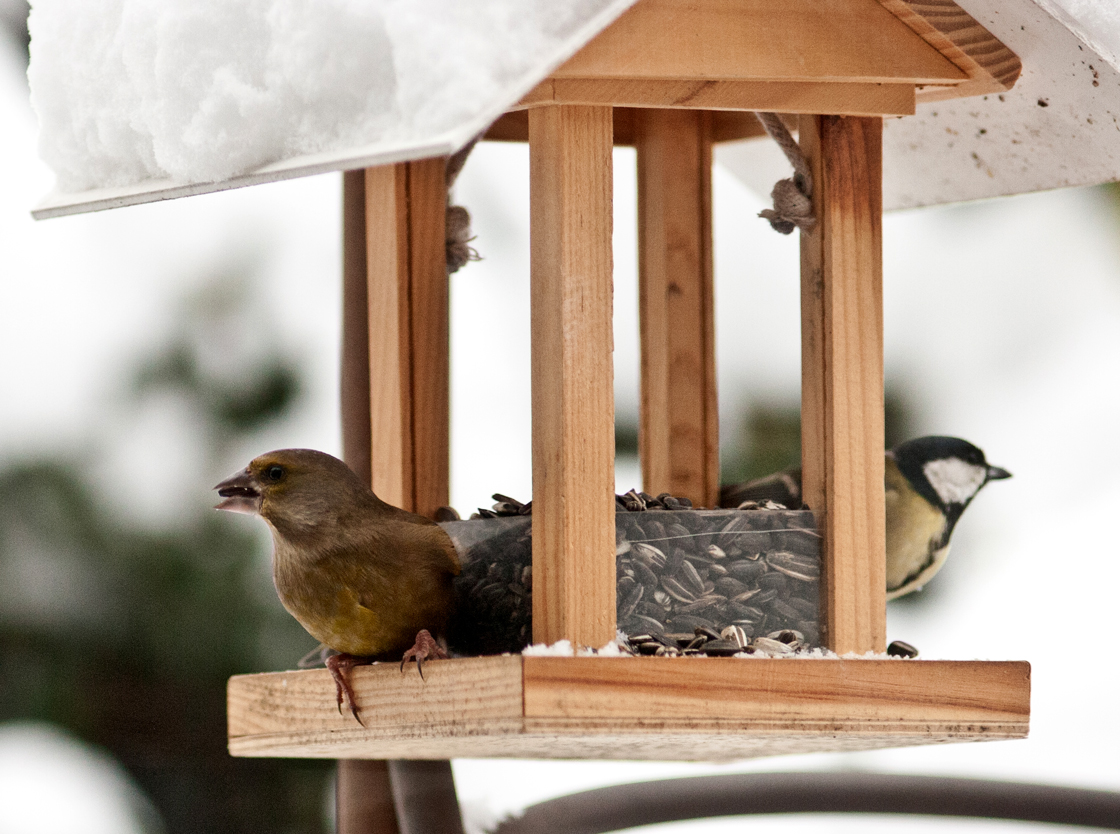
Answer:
720;436;1011;599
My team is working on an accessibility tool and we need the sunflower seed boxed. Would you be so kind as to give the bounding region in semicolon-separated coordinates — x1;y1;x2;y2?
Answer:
660;576;698;604
767;551;821;581
752;637;795;655
632;542;668;569
887;640;919;659
721;625;749;648
678;560;706;596
727;560;767;582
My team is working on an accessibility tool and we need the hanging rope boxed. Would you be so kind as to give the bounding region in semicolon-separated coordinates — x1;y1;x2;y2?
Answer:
445;137;481;273
755;112;816;235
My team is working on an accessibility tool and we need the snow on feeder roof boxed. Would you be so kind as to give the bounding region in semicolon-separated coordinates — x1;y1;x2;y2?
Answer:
27;0;1120;218
28;0;637;217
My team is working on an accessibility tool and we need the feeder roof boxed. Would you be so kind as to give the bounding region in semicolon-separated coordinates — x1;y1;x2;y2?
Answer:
28;0;1120;219
723;0;1120;210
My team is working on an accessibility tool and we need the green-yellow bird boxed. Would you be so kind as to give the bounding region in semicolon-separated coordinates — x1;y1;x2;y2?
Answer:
214;448;460;721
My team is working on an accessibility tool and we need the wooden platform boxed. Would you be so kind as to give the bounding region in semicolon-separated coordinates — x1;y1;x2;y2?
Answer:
228;656;1029;761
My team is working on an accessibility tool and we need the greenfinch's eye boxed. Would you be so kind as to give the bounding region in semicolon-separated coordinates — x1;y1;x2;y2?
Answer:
266;465;284;482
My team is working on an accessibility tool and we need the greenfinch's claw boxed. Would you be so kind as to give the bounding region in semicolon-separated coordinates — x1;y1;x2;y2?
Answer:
400;629;446;679
326;653;366;725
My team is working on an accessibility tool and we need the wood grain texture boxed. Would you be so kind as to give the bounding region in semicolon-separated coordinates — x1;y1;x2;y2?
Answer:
485;109;765;146
228;657;523;737
228;656;1030;760
365;164;413;509
344;168;402;834
364;161;450;516
710;111;768;144
406;158;451;519
553;0;965;85
798;115;887;655
522;658;1028;723
519;79;916;118
636;110;718;509
528;106;617;648
341;170;372;487
878;0;1021;102
231;728;1026;762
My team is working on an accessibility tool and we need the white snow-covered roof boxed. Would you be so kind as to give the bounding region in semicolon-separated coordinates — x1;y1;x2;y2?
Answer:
29;0;638;218
27;0;1120;219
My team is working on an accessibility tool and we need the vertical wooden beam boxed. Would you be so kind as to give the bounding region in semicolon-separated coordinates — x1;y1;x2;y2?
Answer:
365;164;413;508
529;105;616;648
405;158;452;520
635;109;718;508
388;761;466;834
341;170;372;486
338;173;401;834
363;159;450;516
337;760;401;834
798;114;887;655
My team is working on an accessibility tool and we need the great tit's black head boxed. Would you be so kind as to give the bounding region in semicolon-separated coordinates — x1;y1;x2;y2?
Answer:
890;436;1011;516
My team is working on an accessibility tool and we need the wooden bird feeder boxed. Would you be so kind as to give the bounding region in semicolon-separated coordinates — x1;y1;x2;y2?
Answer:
40;0;1088;772
222;0;1033;761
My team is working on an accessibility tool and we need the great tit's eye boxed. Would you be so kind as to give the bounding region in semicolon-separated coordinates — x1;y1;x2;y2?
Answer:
265;465;284;482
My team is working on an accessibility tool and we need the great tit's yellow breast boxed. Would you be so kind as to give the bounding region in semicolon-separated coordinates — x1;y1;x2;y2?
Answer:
885;457;947;595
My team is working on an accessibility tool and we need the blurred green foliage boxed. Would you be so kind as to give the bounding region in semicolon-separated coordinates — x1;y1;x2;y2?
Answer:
720;389;916;486
0;276;330;834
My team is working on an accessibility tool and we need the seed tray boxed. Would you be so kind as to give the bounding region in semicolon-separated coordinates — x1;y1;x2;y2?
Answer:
441;507;820;657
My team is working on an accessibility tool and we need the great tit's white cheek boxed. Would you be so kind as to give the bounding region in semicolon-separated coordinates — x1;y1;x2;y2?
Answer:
922;458;987;505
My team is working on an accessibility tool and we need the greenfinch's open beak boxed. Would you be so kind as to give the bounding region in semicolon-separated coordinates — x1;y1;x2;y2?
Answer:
214;468;262;515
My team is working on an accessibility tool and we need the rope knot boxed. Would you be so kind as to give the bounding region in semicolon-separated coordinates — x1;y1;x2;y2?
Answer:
446;137;482;274
754;112;816;235
758;175;815;235
445;204;479;274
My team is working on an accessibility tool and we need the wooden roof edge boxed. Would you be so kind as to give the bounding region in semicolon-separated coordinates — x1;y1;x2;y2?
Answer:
879;0;1022;102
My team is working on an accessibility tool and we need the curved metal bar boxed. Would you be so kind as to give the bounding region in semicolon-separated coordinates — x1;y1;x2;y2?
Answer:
494;772;1120;834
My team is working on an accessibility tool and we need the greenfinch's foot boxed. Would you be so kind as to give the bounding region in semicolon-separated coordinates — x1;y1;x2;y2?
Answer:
325;653;371;725
400;629;448;680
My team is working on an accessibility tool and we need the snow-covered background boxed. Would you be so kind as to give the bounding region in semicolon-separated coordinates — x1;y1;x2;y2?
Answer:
4;1;1120;832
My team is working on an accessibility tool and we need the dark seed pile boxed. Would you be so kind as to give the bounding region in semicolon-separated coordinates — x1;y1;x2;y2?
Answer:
628;626;809;657
440;492;821;658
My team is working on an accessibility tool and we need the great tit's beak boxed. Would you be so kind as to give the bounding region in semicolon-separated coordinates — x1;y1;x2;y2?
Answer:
214;468;262;515
986;465;1012;482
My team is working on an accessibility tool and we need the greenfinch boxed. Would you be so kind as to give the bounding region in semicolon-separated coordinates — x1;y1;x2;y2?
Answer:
214;448;460;721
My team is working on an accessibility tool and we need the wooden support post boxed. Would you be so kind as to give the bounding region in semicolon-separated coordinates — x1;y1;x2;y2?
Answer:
798;115;887;655
338;172;401;834
342;170;373;485
635;109;718;509
388;761;466;834
342;164;459;833
529;105;616;648
337;760;401;834
363;159;450;517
